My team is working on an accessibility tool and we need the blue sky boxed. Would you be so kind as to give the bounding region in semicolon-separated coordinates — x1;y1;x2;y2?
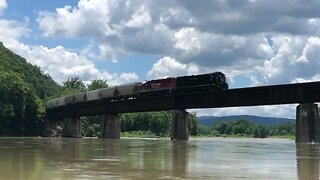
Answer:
1;0;320;118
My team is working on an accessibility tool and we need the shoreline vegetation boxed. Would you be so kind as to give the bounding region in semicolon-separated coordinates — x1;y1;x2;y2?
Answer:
76;132;295;141
120;130;295;140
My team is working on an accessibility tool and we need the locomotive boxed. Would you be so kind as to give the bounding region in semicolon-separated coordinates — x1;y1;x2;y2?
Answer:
46;72;228;109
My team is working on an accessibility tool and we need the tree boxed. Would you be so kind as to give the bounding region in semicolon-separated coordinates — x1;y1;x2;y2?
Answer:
120;111;173;137
0;42;61;99
0;70;45;135
62;77;86;92
88;79;108;91
214;122;228;134
188;112;198;136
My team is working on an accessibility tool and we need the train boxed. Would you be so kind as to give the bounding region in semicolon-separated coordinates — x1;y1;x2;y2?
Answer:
46;72;228;109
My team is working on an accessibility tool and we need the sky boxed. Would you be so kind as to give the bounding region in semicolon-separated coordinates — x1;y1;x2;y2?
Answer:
1;0;320;118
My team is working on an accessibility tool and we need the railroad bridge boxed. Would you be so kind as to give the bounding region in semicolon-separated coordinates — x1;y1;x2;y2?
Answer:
46;81;320;143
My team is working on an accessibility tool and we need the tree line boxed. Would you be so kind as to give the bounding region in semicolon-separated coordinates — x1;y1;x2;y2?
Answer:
197;119;295;138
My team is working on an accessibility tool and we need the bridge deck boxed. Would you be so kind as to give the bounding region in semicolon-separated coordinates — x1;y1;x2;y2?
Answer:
46;81;320;119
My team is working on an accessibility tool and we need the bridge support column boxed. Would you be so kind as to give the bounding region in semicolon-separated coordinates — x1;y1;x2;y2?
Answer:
62;117;81;138
296;103;320;143
102;113;120;138
171;110;189;141
45;119;63;137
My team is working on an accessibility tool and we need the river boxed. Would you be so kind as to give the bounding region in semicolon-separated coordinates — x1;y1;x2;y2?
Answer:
0;137;318;180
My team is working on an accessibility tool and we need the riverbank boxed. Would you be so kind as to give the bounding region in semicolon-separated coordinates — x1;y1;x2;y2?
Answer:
192;134;295;140
120;131;295;140
121;131;161;138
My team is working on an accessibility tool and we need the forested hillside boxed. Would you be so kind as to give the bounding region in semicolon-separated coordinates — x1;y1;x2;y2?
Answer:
0;42;62;135
198;115;295;126
0;42;61;99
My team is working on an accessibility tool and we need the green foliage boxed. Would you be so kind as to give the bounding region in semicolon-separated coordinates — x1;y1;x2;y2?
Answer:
43;77;88;100
62;77;87;92
0;42;61;99
0;43;113;136
88;79;108;91
79;111;198;138
120;111;198;137
121;112;171;137
0;70;45;136
197;119;295;138
188;112;198;136
80;116;101;137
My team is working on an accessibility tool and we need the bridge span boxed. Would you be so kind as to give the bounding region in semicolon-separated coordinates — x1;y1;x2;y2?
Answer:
46;81;320;142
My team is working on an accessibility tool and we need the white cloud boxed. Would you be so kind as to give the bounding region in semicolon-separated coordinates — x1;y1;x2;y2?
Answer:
125;5;151;28
255;35;320;85
174;28;200;53
174;0;320;35
147;56;200;79
38;1;118;38
190;104;297;119
0;15;138;86
5;41;139;85
35;0;320;80
0;0;7;15
0;20;29;44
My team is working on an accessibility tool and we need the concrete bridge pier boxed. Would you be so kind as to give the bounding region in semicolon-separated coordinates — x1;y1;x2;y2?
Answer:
101;113;120;138
171;110;189;141
296;103;320;143
62;117;81;138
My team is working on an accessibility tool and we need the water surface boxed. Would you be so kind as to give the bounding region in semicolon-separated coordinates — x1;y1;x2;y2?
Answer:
0;137;319;180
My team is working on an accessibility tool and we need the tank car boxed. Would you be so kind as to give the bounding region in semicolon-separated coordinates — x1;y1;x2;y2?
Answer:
86;89;101;101
73;92;87;103
45;99;55;109
55;97;67;107
99;86;116;99
64;95;75;105
115;82;141;99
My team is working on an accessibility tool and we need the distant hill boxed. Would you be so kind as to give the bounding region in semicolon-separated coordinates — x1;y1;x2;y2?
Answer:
0;42;61;99
197;115;295;126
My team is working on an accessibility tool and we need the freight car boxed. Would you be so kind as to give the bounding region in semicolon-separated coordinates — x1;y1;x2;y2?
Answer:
87;89;101;101
98;83;141;100
115;83;141;99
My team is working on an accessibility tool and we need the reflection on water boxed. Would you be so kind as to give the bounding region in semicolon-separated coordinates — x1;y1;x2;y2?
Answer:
296;143;320;180
0;137;319;179
172;141;188;178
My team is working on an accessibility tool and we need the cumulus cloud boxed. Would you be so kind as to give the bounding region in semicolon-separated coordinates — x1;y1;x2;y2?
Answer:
190;104;297;119
172;28;274;67
5;41;139;85
35;0;278;79
37;0;174;61
0;0;6;15
3;0;320;118
174;0;320;35
36;0;279;84
0;20;29;44
0;15;138;86
255;35;320;85
147;56;200;79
